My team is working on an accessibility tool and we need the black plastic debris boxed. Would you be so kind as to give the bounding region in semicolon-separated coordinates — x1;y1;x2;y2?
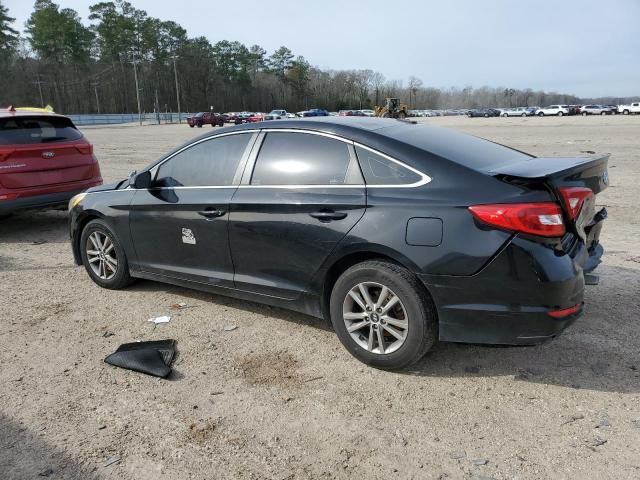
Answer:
104;340;177;378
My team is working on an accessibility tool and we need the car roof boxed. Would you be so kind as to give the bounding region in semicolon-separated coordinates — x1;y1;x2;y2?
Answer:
0;109;68;120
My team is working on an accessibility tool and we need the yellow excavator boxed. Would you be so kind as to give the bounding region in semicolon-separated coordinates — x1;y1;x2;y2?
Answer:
374;98;408;119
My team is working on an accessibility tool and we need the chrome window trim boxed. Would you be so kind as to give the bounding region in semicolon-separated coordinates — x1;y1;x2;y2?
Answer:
353;142;431;188
242;128;429;188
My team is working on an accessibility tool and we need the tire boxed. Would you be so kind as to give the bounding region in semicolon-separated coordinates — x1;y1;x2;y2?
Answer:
521;113;526;117
397;111;407;119
538;112;544;116
189;124;194;128
80;219;133;290
197;122;203;128
623;110;629;115
557;111;563;116
502;113;508;117
484;113;489;117
329;260;437;369
600;111;606;115
218;120;224;127
582;112;588;116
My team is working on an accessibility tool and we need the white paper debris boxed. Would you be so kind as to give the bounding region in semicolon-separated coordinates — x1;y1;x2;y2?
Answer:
148;315;171;324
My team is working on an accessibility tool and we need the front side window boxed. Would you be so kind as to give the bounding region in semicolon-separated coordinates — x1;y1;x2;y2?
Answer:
155;133;251;187
251;132;360;186
355;146;422;186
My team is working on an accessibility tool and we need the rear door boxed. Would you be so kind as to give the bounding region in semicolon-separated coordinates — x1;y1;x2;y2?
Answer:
228;130;366;299
129;131;257;286
0;115;94;189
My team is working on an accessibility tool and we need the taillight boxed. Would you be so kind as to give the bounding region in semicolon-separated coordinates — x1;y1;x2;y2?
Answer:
547;304;581;318
75;143;93;155
468;203;566;237
558;187;593;220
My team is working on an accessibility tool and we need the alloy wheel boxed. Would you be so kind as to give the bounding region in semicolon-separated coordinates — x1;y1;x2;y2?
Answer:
342;282;409;354
86;231;118;280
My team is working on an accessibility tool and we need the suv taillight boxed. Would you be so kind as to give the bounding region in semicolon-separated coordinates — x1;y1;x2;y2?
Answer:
558;187;593;220
468;203;566;237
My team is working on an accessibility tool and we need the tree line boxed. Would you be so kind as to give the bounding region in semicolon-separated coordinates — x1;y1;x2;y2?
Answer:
0;0;634;115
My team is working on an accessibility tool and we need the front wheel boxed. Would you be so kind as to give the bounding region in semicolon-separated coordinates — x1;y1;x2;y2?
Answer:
582;112;588;116
502;113;508;117
538;112;544;116
600;111;606;115
80;219;133;290
557;111;564;116
396;111;407;119
521;113;526;117
330;260;437;369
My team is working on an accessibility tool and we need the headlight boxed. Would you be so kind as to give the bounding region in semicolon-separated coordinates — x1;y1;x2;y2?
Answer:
68;192;87;210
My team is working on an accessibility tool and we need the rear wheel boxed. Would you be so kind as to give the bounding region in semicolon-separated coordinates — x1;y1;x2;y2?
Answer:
623;109;629;115
521;113;527;117
397;111;407;119
600;111;606;115
502;113;508;117
557;111;564;116
80;219;133;290
330;260;437;369
197;122;203;128
189;124;194;128
538;112;545;116
582;111;588;116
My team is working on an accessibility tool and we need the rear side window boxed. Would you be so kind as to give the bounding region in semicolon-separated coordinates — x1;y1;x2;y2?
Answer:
251;132;359;185
0;116;83;145
355;146;422;185
155;133;251;187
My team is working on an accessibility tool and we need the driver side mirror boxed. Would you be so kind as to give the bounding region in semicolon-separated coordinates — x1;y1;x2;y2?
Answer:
132;170;152;189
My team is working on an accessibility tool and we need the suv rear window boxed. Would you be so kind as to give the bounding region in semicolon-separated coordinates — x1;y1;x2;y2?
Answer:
0;116;83;145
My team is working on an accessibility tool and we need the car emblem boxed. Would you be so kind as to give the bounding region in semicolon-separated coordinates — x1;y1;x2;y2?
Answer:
41;151;55;159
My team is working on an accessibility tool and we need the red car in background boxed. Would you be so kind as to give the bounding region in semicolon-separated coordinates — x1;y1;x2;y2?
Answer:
246;113;265;123
186;111;225;128
0;108;102;214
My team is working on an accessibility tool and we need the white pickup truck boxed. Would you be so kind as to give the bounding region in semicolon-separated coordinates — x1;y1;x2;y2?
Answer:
617;102;640;115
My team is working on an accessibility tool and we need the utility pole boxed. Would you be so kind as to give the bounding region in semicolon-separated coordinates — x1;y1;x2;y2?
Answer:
155;89;160;125
171;54;181;123
92;82;100;114
132;59;142;125
33;75;45;107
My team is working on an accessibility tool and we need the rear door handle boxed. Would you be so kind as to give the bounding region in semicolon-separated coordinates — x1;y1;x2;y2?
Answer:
309;210;348;222
198;208;226;219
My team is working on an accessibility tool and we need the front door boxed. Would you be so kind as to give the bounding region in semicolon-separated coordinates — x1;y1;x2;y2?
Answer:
129;132;256;286
228;131;366;299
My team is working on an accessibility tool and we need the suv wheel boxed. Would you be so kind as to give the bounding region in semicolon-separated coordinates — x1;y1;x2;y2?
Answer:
80;219;133;289
557;111;564;116
329;260;437;369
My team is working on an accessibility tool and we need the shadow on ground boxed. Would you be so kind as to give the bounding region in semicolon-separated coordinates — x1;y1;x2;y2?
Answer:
0;414;99;480
0;210;69;244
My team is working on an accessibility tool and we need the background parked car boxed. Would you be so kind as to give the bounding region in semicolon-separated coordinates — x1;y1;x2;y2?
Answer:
467;108;501;117
302;109;330;117
535;105;570;116
580;105;610;115
186;112;225;128
264;109;289;120
617;102;640;114
500;107;536;117
338;110;366;116
246;113;265;123
360;109;375;117
0;108;102;214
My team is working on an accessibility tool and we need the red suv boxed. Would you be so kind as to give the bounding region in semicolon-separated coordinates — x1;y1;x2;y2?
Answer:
0;108;102;214
186;112;225;128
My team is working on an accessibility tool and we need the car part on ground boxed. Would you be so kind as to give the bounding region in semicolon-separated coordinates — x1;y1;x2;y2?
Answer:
69;117;608;369
104;339;177;378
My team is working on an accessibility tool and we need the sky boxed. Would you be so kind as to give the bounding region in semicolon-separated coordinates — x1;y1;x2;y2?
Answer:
5;0;640;97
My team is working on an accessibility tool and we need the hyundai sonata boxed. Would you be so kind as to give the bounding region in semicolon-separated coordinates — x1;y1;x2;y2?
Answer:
69;118;608;368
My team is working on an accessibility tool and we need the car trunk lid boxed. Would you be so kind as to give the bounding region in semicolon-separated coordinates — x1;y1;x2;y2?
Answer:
489;154;610;242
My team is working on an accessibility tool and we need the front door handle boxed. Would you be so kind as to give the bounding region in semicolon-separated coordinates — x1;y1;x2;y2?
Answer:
309;209;348;222
198;208;226;219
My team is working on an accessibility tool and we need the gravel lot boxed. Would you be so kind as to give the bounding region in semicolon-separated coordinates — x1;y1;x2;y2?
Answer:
1;116;639;480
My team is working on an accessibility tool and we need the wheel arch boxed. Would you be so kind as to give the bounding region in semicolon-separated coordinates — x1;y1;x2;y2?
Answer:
315;245;429;321
71;210;106;265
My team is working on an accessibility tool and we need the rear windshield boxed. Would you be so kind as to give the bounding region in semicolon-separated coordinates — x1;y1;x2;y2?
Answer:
379;124;533;172
0;116;83;145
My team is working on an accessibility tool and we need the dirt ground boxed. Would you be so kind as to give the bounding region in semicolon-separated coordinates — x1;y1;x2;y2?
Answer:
1;116;639;480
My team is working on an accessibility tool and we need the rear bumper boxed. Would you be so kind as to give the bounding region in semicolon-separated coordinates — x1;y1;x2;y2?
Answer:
419;235;598;345
0;181;100;214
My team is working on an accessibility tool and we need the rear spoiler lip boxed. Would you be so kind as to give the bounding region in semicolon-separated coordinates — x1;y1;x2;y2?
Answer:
488;154;610;179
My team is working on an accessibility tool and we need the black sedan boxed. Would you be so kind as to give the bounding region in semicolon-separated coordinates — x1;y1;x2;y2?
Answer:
467;108;501;117
68;118;609;369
